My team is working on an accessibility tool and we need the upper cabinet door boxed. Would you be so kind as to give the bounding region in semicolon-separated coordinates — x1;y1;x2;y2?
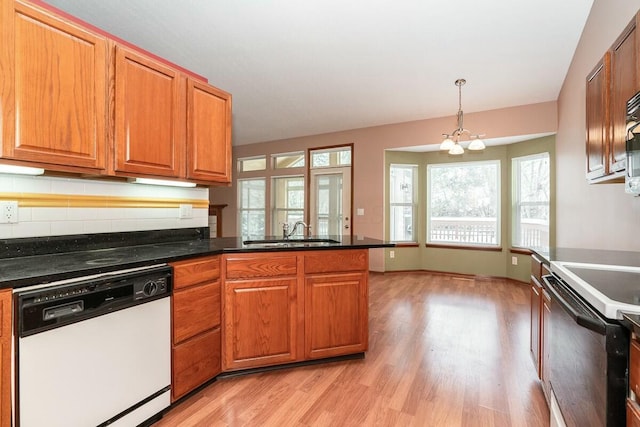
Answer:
1;1;107;172
186;79;232;184
610;17;639;173
586;54;611;181
113;45;185;178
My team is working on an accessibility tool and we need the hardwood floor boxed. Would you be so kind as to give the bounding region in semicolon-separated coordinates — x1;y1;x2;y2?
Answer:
156;272;549;426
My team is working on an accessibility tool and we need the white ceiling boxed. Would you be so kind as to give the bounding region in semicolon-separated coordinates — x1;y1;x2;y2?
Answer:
44;0;593;147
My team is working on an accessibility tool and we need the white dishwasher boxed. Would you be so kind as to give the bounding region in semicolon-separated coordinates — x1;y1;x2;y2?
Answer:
15;264;172;427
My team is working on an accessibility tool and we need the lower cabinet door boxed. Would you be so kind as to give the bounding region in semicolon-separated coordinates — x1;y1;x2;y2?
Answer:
628;399;640;427
172;328;221;401
305;272;368;359
223;278;300;371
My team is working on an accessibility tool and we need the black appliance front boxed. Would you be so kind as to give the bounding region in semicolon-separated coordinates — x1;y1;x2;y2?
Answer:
544;274;628;427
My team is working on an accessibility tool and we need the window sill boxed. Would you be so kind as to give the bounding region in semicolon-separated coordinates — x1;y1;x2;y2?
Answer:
425;243;503;252
390;242;419;248
509;247;532;255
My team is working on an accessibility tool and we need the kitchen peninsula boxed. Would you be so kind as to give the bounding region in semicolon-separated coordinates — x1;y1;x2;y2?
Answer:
0;228;391;426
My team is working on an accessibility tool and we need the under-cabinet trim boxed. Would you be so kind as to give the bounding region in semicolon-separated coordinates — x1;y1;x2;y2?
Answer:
0;192;208;208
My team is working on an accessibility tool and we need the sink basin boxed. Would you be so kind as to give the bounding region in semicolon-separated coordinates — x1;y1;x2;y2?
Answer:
243;238;340;247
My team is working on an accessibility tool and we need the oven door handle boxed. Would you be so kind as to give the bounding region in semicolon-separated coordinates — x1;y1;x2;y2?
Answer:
543;275;606;335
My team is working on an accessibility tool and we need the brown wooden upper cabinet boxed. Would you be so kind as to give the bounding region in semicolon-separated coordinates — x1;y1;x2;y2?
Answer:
187;80;232;183
0;1;232;184
113;45;186;179
0;1;107;173
586;13;639;183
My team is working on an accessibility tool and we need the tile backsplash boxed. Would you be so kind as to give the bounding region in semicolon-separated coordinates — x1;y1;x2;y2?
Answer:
0;173;209;239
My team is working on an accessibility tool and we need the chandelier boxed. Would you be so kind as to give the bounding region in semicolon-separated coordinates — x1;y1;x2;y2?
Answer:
440;78;486;155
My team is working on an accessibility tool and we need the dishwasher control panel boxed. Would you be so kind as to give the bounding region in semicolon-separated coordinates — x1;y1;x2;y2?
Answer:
17;265;172;337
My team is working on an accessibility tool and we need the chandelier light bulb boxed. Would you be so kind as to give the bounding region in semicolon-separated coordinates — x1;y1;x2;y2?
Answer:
440;136;455;151
449;143;464;155
468;138;486;151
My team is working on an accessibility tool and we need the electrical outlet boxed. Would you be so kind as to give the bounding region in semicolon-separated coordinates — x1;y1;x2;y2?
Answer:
0;201;18;224
390;250;395;259
178;204;193;219
511;256;518;265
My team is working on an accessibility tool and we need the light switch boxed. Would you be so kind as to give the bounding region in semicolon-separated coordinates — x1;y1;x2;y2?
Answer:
356;208;365;216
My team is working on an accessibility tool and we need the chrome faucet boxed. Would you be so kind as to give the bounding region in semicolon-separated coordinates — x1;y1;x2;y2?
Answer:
282;221;311;239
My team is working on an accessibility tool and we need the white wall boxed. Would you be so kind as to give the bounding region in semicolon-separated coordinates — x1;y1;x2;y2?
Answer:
0;174;208;239
556;0;640;250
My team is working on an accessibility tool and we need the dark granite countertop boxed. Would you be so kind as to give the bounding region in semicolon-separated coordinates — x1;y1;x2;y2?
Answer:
0;231;392;289
530;247;640;268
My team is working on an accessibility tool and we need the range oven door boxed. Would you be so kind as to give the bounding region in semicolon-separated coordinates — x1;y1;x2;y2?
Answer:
543;274;627;427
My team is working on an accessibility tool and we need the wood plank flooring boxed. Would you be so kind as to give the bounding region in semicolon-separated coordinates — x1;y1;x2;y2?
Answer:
156;272;550;427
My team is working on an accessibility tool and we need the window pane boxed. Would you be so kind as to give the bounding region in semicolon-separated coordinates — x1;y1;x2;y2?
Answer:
273;152;305;168
513;153;550;248
272;176;305;235
428;161;500;246
238;179;265;236
390;205;415;241
311;147;352;168
238;156;266;172
389;164;417;242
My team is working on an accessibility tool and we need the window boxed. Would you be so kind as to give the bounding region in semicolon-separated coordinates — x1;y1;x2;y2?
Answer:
238;178;265;236
427;160;500;246
272;176;305;235
273;152;305;169
389;164;417;242
512;153;550;248
238;156;266;172
310;147;351;168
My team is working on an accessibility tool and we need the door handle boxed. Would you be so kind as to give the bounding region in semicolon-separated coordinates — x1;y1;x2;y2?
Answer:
344;225;349;229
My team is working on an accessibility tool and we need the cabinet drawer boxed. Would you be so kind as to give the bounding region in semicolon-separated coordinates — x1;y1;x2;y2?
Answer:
531;254;543;282
171;256;220;289
305;249;367;274
631;340;640;402
224;255;297;279
172;327;221;401
173;281;221;344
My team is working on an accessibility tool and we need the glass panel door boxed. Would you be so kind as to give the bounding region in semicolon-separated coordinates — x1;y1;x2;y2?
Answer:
309;167;351;237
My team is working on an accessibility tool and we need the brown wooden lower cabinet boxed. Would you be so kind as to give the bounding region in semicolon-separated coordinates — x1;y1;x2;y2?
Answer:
0;289;11;427
221;249;369;373
172;328;221;400
628;398;640;427
170;256;221;401
305;272;368;359
529;275;543;378
223;277;301;370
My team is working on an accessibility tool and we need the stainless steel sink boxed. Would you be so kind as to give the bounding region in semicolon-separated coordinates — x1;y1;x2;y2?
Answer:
243;238;340;247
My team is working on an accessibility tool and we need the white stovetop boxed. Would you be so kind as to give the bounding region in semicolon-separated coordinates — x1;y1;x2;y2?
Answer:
550;261;640;320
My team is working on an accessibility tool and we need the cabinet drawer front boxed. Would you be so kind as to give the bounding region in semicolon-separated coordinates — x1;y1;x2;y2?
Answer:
172;327;221;401
173;281;221;344
305;249;367;274
171;256;220;289
531;254;543;282
631;340;640;401
224;255;297;279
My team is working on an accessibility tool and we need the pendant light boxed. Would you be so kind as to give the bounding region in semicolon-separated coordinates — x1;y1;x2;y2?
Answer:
440;78;486;155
